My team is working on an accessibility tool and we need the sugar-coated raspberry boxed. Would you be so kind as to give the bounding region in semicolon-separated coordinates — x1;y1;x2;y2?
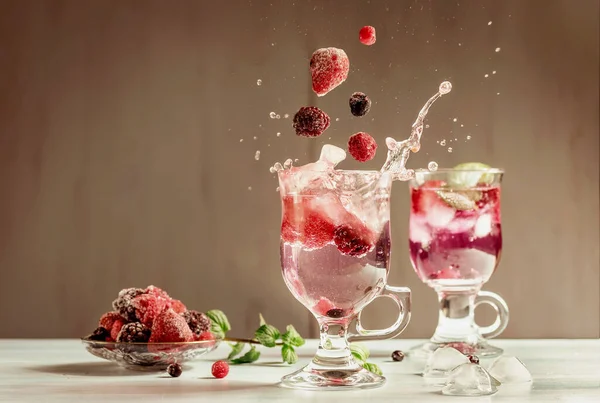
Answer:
359;26;376;46
169;299;187;314
117;322;151;343
133;293;170;327
348;132;377;162
293;106;330;138
349;92;371;117
167;363;183;377
149;309;194;343
112;287;145;322
145;285;170;299
333;224;374;257
197;331;216;341
310;47;350;96
110;318;126;341
87;327;111;341
99;311;122;331
182;310;211;335
211;360;229;379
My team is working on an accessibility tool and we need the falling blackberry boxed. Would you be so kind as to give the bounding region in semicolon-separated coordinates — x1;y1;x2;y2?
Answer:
116;322;151;343
87;327;110;341
112;287;145;322
167;363;183;377
182;310;211;335
349;92;371;117
293;106;330;137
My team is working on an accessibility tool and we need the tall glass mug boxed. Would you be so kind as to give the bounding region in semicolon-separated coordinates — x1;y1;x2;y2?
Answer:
278;168;411;390
407;168;508;358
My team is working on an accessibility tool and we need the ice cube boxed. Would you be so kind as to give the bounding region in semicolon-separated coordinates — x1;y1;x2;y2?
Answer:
474;214;492;238
319;144;346;167
423;346;470;379
409;216;431;246
441;363;498;396
488;356;533;383
425;203;455;228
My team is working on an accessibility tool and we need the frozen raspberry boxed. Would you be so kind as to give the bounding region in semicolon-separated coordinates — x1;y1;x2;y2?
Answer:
349;92;371;117
211;360;229;379
359;26;377;46
99;311;122;331
169;299;187;314
132;293;170;327
313;297;335;316
149;309;194;343
293;106;330;138
117;322;151;343
333;224;374;257
112;287;145;322
87;327;110;341
310;47;350;96
182;310;211;335
280;196;303;243
196;331;216;341
348;132;377;162
145;285;170;299
302;212;335;249
110;318;126;341
167;363;182;377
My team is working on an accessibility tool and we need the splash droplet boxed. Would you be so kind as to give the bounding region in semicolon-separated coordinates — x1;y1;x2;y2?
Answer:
275;114;281;119
253;136;257;140
466;135;472;140
453;118;458;122
448;147;453;153
239;139;244;142
248;186;252;190
269;112;276;119
335;118;340;122
256;79;262;86
495;47;501;52
276;132;281;137
439;81;452;94
255;150;261;160
284;114;289;119
488;21;493;26
484;74;489;78
440;139;447;146
428;161;438;171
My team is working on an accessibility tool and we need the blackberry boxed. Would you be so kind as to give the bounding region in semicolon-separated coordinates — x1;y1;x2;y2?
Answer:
293;106;330;137
112;287;144;322
116;322;151;343
167;363;183;377
87;327;110;341
468;355;480;364
326;308;346;318
391;350;405;362
333;224;373;257
349;92;371;117
182;310;211;335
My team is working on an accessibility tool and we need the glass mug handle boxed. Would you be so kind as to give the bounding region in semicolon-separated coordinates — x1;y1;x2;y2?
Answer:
347;285;411;342
475;291;509;339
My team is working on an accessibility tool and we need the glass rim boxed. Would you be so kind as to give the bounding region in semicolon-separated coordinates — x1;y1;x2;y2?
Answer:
414;168;504;174
278;169;383;175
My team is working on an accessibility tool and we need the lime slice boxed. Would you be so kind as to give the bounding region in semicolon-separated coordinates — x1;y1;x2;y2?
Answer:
450;162;493;187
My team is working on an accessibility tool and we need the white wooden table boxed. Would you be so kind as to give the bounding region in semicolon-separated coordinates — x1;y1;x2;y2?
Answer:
0;339;598;402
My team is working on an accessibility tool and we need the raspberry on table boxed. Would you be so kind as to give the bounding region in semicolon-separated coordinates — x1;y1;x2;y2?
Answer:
110;318;127;341
348;132;377;162
349;92;371;117
87;327;111;341
167;363;183;377
310;47;350;96
182;310;211;335
133;293;170;327
112;287;145;322
359;26;377;46
211;360;229;379
149;309;194;343
293;106;330;138
333;224;374;257
116;322;151;343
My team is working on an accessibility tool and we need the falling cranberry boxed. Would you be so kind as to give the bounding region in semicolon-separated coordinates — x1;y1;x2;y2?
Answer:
468;355;480;364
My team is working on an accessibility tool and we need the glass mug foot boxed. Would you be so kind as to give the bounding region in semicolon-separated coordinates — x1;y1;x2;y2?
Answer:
280;362;385;390
408;339;504;360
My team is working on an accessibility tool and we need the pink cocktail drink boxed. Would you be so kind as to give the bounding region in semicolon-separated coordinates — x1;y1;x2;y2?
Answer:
409;180;502;288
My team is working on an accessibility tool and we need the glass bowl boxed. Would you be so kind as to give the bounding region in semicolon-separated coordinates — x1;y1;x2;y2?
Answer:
81;337;220;370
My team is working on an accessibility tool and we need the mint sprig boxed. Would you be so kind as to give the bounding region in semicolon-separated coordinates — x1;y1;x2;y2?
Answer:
350;342;383;375
206;309;231;339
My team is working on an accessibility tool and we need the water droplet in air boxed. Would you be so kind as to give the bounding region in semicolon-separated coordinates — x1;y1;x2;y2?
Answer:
448;147;453;153
440;139;447;146
484;74;489;78
253;136;257;140
275;187;279;192
284;114;289;119
248;186;252;190
276;114;280;119
425;124;430;129
492;70;497;74
428;161;438;171
460;124;464;127
256;79;262;86
239;139;244;142
466;135;472;140
276;132;281;137
453;118;458;122
488;21;492;25
495;47;501;52
269;112;276;119
283;159;293;169
439;81;452;94
335;118;340;122
254;151;261;160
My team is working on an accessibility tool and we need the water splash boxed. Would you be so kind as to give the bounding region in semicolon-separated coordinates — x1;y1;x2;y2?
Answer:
428;161;438;171
380;81;452;180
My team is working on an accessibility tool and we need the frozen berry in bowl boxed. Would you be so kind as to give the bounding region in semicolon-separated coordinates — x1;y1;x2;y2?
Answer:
110;318;127;341
133;293;170;327
310;47;350;96
112;287;145;322
149;309;194;344
167;363;183;377
211;360;229;379
116;322;151;343
182;310;211;335
359;26;377;45
196;331;216;342
293;106;330;138
348;132;377;162
87;327;111;342
349;92;371;117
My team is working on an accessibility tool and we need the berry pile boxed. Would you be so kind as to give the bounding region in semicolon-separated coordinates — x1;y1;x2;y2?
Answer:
85;285;215;344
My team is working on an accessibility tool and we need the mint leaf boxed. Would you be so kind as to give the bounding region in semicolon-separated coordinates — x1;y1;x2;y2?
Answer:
436;191;476;211
362;362;382;375
206;310;231;339
230;345;260;364
281;325;305;347
255;324;281;348
281;344;298;364
227;342;245;360
350;342;370;363
259;313;267;327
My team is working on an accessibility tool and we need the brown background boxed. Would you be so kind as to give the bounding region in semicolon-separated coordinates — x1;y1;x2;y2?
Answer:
0;0;598;339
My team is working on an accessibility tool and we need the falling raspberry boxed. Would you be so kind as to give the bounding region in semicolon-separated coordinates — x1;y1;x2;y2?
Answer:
211;360;229;379
310;47;350;96
293;106;330;137
333;224;374;257
349;92;371;117
359;26;376;46
348;132;377;162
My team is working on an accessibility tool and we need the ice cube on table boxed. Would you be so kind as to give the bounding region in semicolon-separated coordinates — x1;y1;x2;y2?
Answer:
423;346;470;378
441;363;498;396
488;356;533;383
